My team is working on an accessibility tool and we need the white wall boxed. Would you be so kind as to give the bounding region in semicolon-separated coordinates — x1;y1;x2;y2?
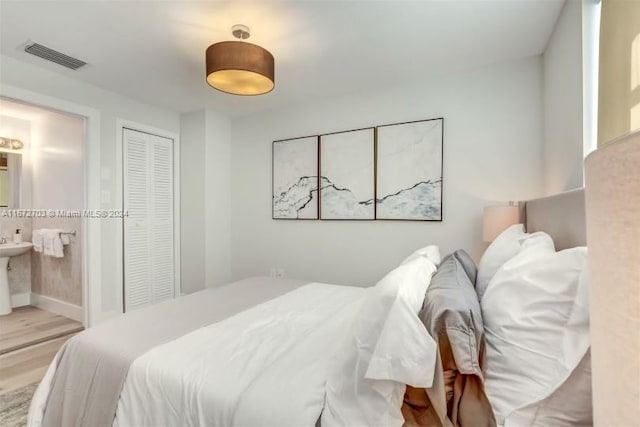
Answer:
205;109;232;288
180;110;207;294
179;109;232;293
30;109;84;209
230;56;545;286
542;0;584;194
0;54;181;317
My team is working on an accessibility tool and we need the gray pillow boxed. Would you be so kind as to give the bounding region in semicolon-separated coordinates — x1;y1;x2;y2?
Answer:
419;254;484;376
450;249;477;284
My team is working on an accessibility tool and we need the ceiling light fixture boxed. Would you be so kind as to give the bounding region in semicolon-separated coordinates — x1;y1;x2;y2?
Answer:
205;24;275;96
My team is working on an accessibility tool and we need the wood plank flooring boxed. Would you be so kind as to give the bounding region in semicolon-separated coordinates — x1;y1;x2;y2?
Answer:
0;306;83;355
0;333;76;394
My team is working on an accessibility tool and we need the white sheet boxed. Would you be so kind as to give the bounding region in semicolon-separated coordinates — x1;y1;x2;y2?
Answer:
323;253;440;427
115;283;366;427
29;277;308;427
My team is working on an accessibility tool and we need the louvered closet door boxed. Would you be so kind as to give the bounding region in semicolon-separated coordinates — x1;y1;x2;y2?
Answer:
123;129;175;311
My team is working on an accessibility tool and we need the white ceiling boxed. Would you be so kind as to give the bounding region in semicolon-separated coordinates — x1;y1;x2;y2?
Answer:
0;0;564;118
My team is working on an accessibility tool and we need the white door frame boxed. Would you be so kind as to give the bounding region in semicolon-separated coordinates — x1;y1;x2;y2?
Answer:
0;84;101;327
116;119;181;311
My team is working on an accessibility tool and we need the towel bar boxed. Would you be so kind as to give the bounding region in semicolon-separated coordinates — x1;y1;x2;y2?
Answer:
59;231;76;236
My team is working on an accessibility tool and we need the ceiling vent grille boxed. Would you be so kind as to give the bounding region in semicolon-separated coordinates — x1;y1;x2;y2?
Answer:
24;42;87;70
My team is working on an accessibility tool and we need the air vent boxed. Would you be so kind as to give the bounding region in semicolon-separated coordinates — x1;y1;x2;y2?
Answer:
24;42;87;70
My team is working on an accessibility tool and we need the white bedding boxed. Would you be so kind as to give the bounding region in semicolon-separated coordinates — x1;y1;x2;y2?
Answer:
114;283;366;426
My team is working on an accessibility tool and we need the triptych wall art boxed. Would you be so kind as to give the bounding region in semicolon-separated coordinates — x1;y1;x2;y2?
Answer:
272;117;443;221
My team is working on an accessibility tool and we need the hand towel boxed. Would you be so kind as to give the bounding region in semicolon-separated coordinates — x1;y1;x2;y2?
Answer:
33;229;71;257
38;229;65;258
47;230;64;258
32;230;44;252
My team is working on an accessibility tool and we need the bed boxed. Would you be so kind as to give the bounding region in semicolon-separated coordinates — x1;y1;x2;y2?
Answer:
29;190;588;427
29;278;364;426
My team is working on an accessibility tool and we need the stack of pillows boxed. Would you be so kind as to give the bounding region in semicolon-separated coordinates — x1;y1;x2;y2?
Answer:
322;224;591;427
479;224;591;426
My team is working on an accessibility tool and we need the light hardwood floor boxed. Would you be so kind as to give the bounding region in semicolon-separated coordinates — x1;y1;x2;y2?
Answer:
0;307;82;395
0;306;83;355
0;333;76;394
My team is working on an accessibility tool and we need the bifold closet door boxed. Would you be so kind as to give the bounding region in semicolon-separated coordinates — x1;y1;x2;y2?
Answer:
123;128;175;311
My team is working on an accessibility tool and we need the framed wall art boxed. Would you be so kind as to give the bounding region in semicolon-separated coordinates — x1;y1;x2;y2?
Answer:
375;118;443;221
319;128;375;220
272;136;319;219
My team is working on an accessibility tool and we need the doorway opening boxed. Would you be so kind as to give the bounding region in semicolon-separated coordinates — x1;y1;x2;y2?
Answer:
0;96;86;360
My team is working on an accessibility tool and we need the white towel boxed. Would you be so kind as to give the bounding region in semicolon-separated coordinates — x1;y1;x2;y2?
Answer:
45;230;64;258
32;230;44;252
60;233;71;246
33;229;68;258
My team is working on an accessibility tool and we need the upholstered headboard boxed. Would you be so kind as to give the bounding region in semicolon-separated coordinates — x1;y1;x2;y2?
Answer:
521;188;587;250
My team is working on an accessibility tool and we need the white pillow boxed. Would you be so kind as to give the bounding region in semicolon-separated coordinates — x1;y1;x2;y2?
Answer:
481;240;588;425
401;245;441;266
322;249;440;427
506;268;592;427
477;225;556;300
476;224;527;300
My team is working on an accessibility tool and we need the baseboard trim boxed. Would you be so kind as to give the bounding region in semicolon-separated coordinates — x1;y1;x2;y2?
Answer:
30;293;83;323
10;292;31;308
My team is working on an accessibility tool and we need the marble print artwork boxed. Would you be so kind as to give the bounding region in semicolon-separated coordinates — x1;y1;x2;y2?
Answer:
376;119;443;220
320;128;375;219
272;136;319;219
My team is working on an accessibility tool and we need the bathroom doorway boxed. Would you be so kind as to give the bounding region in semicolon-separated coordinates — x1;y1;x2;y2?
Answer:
0;97;86;363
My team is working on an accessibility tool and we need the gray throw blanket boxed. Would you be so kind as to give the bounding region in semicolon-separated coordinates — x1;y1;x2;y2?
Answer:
40;277;305;427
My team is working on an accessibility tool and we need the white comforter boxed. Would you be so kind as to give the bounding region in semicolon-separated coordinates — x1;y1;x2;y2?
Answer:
114;283;365;426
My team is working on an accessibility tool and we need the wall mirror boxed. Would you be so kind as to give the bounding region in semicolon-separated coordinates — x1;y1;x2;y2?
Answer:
0;152;22;208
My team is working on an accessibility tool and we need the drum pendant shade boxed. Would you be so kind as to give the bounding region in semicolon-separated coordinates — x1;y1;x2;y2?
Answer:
205;41;274;96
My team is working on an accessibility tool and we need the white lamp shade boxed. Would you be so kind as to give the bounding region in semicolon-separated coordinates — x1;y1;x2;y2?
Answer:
585;130;640;425
483;205;519;242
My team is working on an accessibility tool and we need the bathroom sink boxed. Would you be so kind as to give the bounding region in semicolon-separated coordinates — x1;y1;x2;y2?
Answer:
0;242;33;258
0;242;33;315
